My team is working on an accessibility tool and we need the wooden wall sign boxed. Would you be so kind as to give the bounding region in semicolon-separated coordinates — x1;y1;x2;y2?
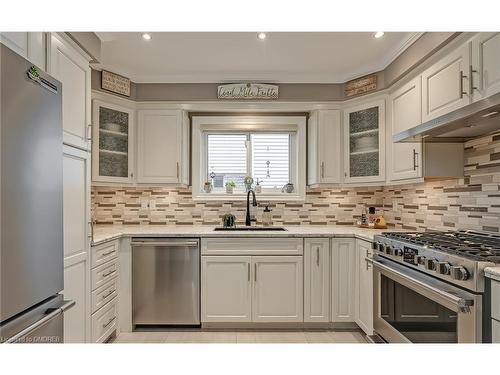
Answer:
101;70;131;97
345;74;377;97
217;83;279;100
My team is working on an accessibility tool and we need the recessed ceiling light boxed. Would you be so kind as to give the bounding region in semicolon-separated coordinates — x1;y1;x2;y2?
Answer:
142;33;152;41
257;32;267;40
374;32;385;39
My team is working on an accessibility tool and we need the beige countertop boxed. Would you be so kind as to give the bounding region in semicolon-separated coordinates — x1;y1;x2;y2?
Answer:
485;266;500;282
92;224;398;246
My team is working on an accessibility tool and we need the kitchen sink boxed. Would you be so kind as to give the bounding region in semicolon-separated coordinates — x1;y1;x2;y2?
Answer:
213;227;287;231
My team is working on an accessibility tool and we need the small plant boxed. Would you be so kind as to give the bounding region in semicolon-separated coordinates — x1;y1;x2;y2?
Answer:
225;180;236;194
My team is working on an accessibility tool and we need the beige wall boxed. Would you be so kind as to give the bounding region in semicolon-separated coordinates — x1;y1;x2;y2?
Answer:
90;32;461;102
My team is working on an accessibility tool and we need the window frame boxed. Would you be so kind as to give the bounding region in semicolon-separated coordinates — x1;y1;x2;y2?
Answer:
192;115;306;201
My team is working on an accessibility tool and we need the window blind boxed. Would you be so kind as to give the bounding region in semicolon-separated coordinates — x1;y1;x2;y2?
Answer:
251;133;290;189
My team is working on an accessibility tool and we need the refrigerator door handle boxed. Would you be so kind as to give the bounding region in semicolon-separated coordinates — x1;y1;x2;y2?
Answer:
4;300;75;343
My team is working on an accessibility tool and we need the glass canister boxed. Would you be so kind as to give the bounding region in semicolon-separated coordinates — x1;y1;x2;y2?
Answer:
262;205;272;226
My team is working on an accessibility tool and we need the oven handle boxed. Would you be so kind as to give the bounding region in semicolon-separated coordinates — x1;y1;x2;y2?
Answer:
370;259;474;313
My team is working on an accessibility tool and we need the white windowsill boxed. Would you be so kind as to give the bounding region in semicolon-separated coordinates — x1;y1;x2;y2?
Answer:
192;192;305;202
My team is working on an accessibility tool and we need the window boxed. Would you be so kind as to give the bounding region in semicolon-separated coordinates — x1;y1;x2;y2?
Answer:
192;115;306;201
206;133;291;191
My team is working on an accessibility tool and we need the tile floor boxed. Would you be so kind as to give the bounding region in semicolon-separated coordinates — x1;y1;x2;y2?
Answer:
112;330;368;344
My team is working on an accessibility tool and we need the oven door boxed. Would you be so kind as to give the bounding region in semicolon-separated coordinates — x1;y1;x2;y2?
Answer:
372;256;482;343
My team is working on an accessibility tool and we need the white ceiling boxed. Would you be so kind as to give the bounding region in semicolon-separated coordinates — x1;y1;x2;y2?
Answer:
95;32;421;83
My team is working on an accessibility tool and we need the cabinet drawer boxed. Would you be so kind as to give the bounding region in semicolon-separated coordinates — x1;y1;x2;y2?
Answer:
91;297;117;343
91;277;118;314
91;259;117;291
91;240;118;269
492;280;500;321
201;238;303;256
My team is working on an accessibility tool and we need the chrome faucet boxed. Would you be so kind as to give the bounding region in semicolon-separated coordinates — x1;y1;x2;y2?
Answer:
245;189;258;226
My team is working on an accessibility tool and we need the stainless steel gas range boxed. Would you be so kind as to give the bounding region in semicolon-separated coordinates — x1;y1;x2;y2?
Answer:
370;230;500;343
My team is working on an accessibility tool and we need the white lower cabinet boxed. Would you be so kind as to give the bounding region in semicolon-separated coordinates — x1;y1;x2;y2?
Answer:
355;239;374;335
201;254;303;323
492;319;500;343
201;256;252;322
252;256;303;323
304;239;330;322
331;238;356;323
90;240;119;342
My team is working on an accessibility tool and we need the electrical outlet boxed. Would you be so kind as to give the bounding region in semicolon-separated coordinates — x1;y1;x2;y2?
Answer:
141;200;148;209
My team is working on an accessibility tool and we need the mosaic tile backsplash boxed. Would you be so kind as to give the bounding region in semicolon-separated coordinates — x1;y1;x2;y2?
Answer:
92;131;500;232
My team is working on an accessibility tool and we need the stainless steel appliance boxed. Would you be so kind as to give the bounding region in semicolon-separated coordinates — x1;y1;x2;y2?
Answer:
0;44;73;343
131;238;200;326
371;231;500;343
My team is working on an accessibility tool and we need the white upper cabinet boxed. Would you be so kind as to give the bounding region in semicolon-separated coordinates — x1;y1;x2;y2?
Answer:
388;76;422;181
471;32;500;102
49;33;91;150
421;42;471;122
308;110;342;185
304;239;330;323
252;256;303;323
92;100;135;183
137;109;188;184
343;99;386;183
1;32;46;69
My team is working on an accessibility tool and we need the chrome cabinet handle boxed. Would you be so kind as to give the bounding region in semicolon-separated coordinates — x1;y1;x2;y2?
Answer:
413;149;419;170
101;250;115;257
102;270;116;278
320;162;325;179
254;263;257;282
469;65;478;93
176;162;180;179
316;247;320;266
131;241;199;247
102;290;115;299
102;317;115;329
459;70;468;98
247;263;250;282
87;124;92;140
366;258;372;270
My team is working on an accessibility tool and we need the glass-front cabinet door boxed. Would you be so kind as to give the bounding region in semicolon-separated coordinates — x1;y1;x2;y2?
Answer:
92;100;134;183
343;99;385;183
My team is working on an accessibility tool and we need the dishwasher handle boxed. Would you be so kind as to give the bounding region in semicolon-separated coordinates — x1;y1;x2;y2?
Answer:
131;240;199;247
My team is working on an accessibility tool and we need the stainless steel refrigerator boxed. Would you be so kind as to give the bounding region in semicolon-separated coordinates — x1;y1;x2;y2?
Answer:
0;44;74;343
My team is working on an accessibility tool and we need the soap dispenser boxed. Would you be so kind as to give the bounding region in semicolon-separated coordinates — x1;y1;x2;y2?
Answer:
262;205;272;226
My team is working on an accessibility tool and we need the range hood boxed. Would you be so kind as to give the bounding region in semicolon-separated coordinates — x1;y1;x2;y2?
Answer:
394;92;500;143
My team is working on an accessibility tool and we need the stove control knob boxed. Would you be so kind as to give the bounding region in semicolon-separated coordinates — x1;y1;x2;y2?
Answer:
372;242;378;251
436;262;452;275
392;248;402;257
451;266;469;281
413;255;421;265
378;243;385;252
424;258;437;271
385;245;393;255
417;255;426;265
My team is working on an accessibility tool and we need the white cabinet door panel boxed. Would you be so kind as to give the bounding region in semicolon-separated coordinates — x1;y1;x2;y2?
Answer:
422;43;471;122
388;76;422;181
472;33;500;101
331;238;356;322
137;110;182;183
201;256;252;322
63;260;88;343
1;32;28;57
1;32;46;69
49;34;90;150
355;240;374;335
304;239;330;322
252;256;303;322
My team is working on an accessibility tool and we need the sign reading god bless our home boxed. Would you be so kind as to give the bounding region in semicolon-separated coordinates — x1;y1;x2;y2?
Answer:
217;83;279;100
101;70;131;97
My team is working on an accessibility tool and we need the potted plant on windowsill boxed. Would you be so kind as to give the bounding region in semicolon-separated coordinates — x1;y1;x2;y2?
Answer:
225;181;236;194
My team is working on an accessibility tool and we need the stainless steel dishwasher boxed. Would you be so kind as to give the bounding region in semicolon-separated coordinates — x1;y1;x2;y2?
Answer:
131;238;200;326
